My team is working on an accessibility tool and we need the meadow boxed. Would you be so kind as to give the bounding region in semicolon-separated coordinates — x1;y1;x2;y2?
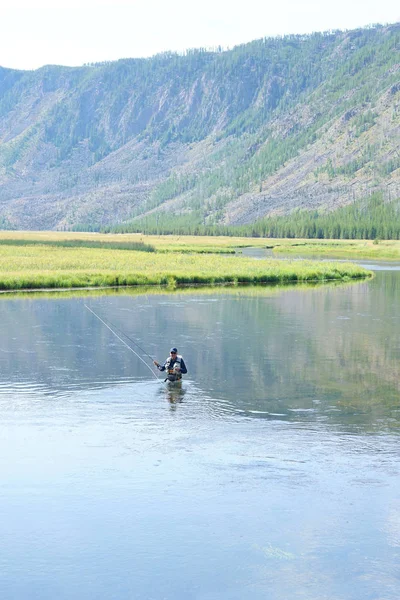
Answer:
0;231;242;253
272;239;400;259
0;231;399;258
0;231;400;260
0;232;371;291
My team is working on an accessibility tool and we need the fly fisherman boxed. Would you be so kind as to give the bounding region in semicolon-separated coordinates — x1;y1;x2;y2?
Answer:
154;348;187;382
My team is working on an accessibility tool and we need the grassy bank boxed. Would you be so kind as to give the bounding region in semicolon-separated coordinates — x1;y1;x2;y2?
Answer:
0;231;241;254
273;239;400;260
0;243;370;290
1;232;400;259
0;237;155;252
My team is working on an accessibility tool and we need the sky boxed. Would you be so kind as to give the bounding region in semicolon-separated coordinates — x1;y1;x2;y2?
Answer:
1;0;399;70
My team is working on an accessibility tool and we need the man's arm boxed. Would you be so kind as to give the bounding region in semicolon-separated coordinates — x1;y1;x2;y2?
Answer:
180;358;187;374
153;360;166;371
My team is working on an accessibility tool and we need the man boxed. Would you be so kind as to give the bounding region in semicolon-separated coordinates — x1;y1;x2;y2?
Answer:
154;348;188;382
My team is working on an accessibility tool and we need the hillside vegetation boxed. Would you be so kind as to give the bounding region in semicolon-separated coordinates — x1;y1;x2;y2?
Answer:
0;23;399;232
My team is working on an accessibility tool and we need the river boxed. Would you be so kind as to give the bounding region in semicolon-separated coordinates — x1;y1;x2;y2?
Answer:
0;261;399;599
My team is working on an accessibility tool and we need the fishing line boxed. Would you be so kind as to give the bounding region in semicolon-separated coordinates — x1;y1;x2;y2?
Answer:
84;305;160;381
96;312;155;363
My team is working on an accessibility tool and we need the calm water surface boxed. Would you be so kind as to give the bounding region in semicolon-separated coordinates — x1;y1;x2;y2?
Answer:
0;265;399;599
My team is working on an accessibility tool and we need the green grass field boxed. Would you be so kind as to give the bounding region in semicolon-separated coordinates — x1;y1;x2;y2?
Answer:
0;231;242;253
0;232;371;291
272;239;400;259
1;231;399;258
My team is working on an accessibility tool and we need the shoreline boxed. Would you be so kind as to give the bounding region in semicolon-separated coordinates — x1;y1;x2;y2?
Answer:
0;232;374;292
0;273;372;295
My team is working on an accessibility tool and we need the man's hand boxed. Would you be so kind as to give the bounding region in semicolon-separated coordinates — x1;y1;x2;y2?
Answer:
153;360;159;367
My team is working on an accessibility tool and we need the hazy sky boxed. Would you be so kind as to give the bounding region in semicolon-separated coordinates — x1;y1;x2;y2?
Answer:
1;0;399;70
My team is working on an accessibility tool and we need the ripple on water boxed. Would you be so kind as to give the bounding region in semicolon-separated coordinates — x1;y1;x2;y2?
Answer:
0;276;400;599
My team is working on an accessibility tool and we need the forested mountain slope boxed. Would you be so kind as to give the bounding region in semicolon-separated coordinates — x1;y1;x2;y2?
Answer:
0;23;399;231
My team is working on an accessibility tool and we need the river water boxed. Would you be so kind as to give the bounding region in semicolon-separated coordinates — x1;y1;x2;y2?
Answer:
0;262;399;599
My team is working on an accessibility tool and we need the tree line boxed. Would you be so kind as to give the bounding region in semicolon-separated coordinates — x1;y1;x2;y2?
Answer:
87;194;399;240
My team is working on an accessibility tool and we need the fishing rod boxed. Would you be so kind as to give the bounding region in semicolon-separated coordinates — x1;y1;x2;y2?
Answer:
95;311;156;363
84;305;160;382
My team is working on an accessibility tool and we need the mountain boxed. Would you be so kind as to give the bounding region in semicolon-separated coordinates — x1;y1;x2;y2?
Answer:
0;23;399;231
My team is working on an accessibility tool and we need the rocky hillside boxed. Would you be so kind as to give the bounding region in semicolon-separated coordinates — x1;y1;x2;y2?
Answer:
0;23;399;231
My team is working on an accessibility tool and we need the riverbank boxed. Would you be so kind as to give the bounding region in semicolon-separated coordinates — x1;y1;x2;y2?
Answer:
0;231;399;259
272;239;400;260
0;239;370;290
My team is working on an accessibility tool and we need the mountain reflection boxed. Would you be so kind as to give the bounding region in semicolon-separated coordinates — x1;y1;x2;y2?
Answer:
0;273;399;432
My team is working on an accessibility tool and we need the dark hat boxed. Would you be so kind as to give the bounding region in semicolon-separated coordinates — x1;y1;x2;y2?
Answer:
170;347;178;353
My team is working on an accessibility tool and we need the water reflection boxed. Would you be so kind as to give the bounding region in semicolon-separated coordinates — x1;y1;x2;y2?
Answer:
0;275;399;432
0;274;399;599
162;381;186;407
